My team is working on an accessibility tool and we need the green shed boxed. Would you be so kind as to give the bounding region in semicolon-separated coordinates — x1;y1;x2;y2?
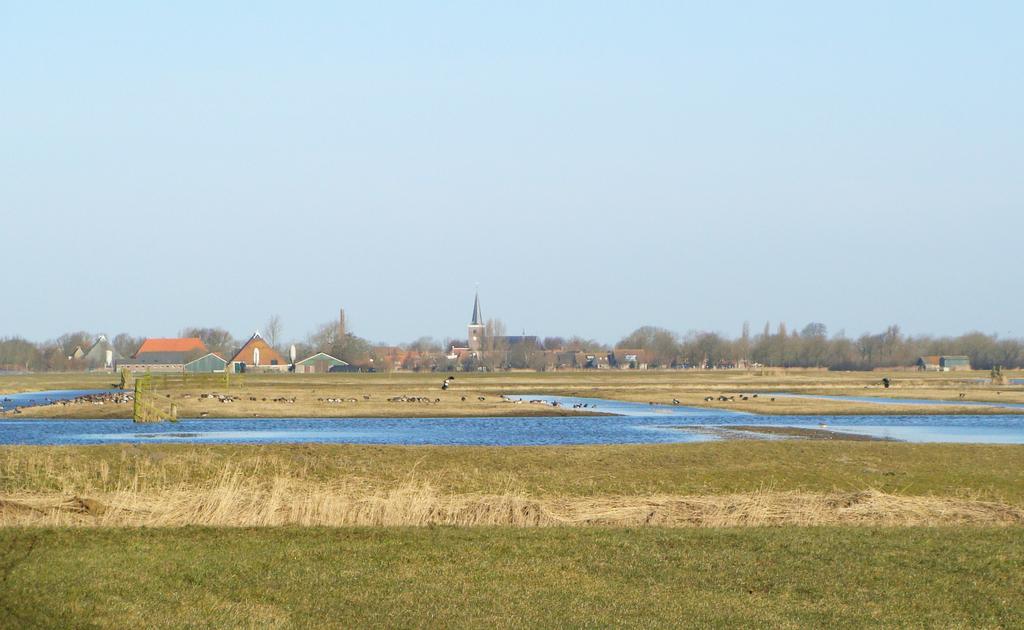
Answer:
184;353;228;373
296;352;349;374
939;355;971;371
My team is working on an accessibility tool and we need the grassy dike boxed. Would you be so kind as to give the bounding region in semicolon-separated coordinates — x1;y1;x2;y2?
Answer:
2;526;1022;628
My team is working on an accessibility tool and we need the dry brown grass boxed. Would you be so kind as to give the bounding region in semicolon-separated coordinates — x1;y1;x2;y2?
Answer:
4;442;1024;528
3;473;1021;528
6;441;1024;502
7;368;1023;418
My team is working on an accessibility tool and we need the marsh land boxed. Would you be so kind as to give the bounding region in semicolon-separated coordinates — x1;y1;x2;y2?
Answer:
2;369;1023;627
4;368;1024;418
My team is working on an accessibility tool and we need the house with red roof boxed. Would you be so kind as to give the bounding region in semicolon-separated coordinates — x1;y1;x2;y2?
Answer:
229;332;288;372
116;338;209;372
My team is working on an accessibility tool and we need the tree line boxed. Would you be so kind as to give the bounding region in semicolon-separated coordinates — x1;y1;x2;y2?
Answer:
0;317;405;372
1;319;1021;372
615;323;1024;370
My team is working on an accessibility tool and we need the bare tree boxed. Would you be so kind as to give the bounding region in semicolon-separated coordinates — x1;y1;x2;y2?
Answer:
0;338;42;371
482;318;509;371
306;320;375;366
405;337;443;354
542;336;566;351
616;326;679;367
264;315;283;350
112;333;144;359
55;331;93;358
508;337;544;369
180;327;237;356
734;321;751;366
564;336;608;352
307;321;342;352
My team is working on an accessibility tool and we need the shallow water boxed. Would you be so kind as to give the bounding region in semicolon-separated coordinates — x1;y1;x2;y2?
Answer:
808;424;1024;444
0;389;117;412
1;392;1024;445
2;415;722;446
765;392;1024;410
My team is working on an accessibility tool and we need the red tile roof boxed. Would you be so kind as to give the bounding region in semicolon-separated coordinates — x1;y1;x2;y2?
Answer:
135;338;208;356
229;334;286;366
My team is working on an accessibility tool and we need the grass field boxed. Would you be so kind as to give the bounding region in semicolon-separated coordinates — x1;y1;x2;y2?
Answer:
3;441;1024;500
3;371;1024;626
3;442;1023;528
4;368;1024;418
2;526;1022;628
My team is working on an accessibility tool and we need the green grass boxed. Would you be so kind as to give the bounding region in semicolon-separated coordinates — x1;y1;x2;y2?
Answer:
5;442;1024;504
2;526;1022;628
0;372;117;394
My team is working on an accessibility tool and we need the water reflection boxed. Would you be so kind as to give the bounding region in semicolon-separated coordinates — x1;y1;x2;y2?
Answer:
2;392;1024;445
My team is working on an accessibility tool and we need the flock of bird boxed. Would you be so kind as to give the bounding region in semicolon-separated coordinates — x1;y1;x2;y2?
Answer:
193;393;300;404
387;396;443;403
695;393;776;403
1;391;134;414
2;372;815;418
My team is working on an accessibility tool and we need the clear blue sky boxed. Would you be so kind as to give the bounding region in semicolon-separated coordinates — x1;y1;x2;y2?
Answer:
2;2;1021;344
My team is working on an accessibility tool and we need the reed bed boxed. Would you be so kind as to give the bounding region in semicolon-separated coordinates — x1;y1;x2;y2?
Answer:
2;470;1022;528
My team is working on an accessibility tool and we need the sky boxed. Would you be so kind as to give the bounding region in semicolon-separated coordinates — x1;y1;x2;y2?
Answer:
1;2;1022;345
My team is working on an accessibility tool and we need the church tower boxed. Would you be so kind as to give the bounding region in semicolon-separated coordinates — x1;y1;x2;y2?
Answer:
468;292;484;352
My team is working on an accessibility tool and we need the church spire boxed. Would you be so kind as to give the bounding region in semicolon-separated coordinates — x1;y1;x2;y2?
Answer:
468;291;484;352
470;291;483;326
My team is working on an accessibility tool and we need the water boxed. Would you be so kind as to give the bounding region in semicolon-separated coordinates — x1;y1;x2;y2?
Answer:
961;378;1023;385
1;415;722;446
0;389;117;412
2;392;1024;445
803;424;1024;444
764;392;1024;410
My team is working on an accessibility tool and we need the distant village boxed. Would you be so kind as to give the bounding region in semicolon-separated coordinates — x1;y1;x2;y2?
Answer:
1;292;1020;373
59;294;666;375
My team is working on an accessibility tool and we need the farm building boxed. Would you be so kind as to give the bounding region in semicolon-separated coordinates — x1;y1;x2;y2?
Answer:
184;353;228;373
117;338;209;372
229;332;288;372
940;355;971;371
609;349;648;369
82;335;121;370
554;351;581;369
294;352;349;374
916;355;972;371
136;337;207;356
557;351;608;369
550;350;608;370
